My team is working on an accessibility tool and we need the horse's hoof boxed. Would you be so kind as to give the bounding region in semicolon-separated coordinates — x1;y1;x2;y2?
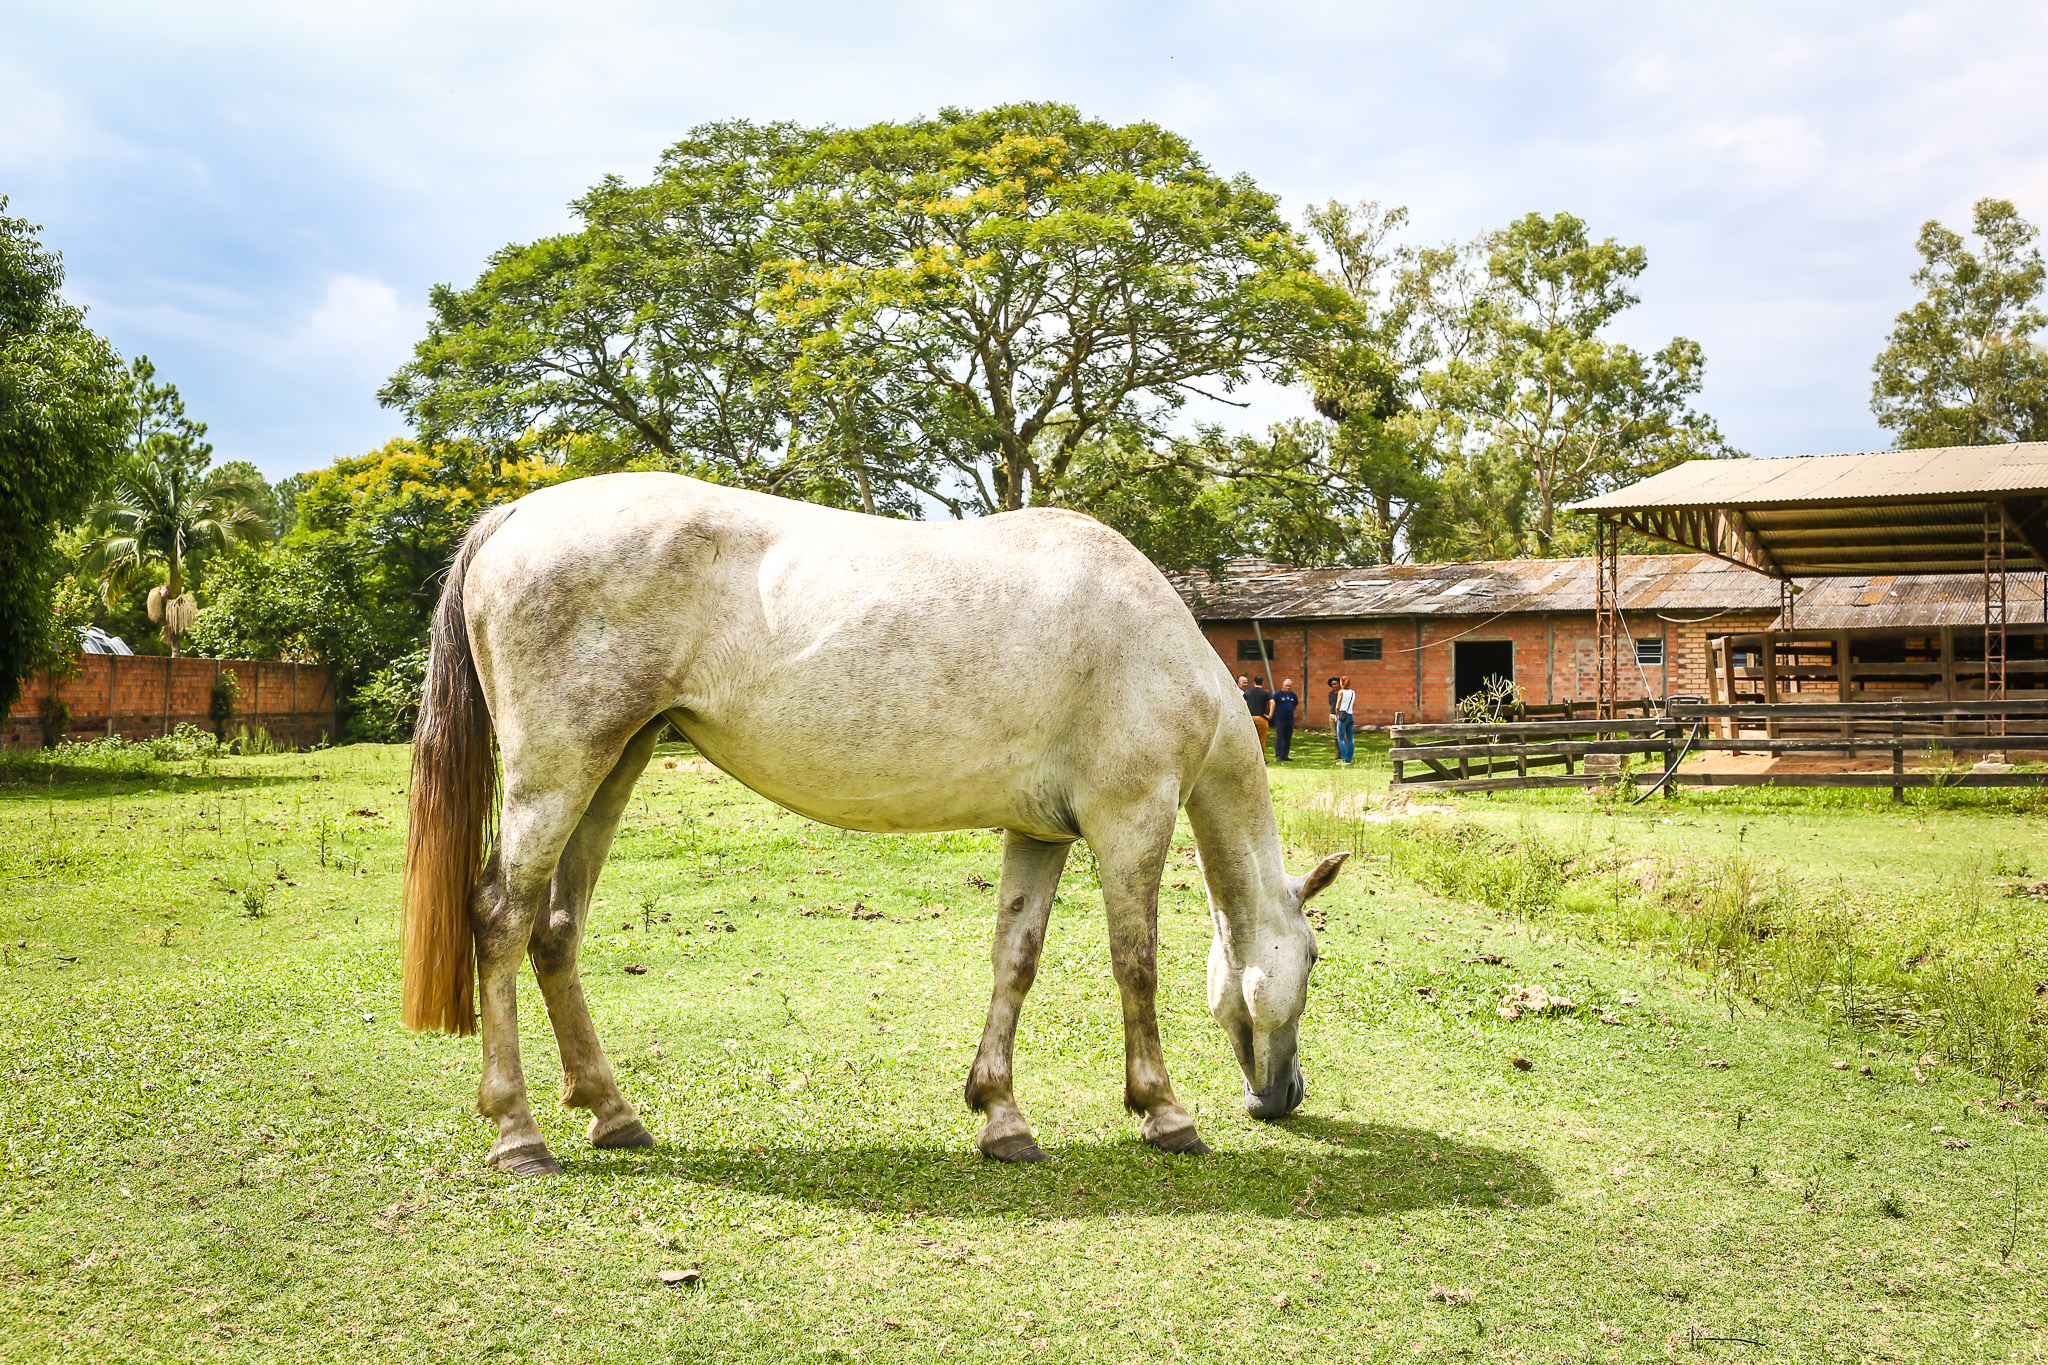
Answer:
981;1134;1050;1164
593;1119;656;1150
492;1144;563;1176
1147;1128;1210;1157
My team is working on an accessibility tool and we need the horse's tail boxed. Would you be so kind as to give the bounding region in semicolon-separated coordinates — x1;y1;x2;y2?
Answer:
400;506;513;1035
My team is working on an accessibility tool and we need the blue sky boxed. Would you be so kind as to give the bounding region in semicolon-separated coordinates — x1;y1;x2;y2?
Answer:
6;2;2047;483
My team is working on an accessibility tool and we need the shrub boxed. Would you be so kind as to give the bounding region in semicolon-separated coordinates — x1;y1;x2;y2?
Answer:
37;695;69;748
350;647;427;743
209;670;239;738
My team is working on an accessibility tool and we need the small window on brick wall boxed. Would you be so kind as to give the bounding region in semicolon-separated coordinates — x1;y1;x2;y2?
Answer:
1342;638;1383;661
1634;638;1665;666
1236;639;1275;661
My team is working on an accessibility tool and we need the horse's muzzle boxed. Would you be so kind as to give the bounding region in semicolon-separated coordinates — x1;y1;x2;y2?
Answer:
1244;1064;1304;1120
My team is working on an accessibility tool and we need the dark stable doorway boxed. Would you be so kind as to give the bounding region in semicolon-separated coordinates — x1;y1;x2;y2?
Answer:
1454;640;1514;707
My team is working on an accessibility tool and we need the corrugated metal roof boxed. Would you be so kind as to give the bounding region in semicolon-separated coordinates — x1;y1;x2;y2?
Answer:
1572;443;2048;512
1179;554;1785;620
1765;572;2047;629
1177;554;2048;630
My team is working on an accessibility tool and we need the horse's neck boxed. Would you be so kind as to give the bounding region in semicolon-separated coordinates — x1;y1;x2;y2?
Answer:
1186;749;1291;953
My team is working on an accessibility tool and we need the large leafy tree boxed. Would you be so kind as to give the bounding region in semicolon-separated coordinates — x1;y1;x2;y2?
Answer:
1872;198;2048;448
384;106;1352;516
779;105;1352;512
0;200;127;713
1425;212;1728;555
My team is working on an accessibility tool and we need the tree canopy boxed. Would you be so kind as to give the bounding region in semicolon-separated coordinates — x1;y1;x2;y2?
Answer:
1872;197;2048;448
0;200;127;712
382;105;1355;517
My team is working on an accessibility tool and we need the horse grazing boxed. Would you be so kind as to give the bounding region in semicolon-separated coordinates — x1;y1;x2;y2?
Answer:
401;473;1346;1173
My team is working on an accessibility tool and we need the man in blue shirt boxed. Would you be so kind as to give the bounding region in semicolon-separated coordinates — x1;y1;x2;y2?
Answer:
1270;678;1299;761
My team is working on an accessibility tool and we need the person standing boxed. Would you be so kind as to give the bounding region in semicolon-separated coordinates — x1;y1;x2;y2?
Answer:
1244;675;1272;754
1335;676;1357;764
1271;678;1299;761
1325;676;1340;723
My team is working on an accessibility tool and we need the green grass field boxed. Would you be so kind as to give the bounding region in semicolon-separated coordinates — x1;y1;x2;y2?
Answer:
0;736;2043;1362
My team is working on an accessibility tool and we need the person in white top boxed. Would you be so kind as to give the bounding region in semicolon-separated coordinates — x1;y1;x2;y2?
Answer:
1334;676;1357;764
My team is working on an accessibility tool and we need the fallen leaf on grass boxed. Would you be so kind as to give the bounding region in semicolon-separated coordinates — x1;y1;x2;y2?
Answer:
623;964;649;975
1271;1294;1292;1309
1512;1057;1534;1072
656;1269;700;1286
1941;1138;1972;1150
1704;1059;1731;1069
1427;1284;1475;1305
1834;1061;1851;1070
1599;1013;1623;1025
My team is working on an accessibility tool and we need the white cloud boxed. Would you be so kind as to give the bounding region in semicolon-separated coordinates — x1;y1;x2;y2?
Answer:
293;274;423;376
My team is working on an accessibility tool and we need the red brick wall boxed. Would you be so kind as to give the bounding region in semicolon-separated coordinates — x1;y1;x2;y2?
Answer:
1201;611;1777;725
6;655;338;749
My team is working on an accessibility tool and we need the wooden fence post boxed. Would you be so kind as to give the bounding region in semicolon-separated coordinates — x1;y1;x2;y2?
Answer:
1892;719;1904;804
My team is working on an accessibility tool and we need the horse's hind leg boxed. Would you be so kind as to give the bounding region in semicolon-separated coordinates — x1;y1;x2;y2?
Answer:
473;772;600;1175
529;721;666;1150
1088;792;1205;1155
964;831;1070;1163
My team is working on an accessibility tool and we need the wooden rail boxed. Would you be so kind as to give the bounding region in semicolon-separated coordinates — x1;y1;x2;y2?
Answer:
1390;699;2048;795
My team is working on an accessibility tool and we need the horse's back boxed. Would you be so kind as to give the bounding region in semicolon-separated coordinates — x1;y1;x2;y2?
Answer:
464;473;1242;836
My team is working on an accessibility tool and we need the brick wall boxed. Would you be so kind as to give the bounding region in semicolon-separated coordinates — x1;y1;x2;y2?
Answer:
7;655;338;749
1201;611;1777;725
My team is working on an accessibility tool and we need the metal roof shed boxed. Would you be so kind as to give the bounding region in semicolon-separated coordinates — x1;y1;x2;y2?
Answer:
1567;442;2048;715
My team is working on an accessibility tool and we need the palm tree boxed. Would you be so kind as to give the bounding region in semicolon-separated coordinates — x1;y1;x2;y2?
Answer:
81;458;273;656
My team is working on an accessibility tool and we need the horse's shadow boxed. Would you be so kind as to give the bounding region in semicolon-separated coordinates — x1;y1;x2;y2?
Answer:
554;1115;1554;1220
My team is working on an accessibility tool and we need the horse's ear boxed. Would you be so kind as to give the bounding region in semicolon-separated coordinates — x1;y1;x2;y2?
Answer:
1300;851;1350;905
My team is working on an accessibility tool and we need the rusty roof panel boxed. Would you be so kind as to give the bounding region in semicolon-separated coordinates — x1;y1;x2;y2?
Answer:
1176;554;2045;630
1776;572;2047;628
1178;554;1787;620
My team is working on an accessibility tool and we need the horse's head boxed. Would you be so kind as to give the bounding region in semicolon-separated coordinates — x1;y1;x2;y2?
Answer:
1207;851;1348;1120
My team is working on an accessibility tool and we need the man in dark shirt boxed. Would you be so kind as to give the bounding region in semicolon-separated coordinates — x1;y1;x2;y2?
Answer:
1270;678;1300;761
1244;676;1272;754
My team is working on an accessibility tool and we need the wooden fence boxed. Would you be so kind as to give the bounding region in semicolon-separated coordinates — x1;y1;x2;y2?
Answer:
1389;699;2048;795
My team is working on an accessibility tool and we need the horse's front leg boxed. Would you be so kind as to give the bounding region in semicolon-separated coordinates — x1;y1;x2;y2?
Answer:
1091;798;1206;1155
529;723;665;1150
964;831;1070;1162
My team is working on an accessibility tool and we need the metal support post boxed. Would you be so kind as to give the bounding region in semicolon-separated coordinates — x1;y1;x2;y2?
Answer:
1986;505;2008;737
1595;518;1620;719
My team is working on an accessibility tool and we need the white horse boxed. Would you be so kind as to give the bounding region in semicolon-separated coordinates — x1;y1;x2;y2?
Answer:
401;473;1345;1173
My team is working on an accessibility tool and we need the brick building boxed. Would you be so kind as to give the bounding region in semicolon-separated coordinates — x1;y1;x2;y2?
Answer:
1177;554;2047;727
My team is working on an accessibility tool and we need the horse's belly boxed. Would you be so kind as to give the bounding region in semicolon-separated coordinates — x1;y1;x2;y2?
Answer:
674;721;1073;841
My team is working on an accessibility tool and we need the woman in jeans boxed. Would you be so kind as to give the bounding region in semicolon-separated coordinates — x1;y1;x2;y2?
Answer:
1334;676;1357;764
